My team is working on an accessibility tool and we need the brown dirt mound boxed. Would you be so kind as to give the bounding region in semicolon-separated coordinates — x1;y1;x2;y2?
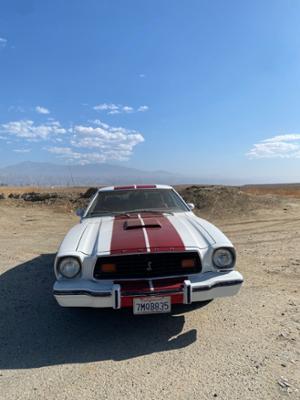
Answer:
178;185;281;218
81;187;98;198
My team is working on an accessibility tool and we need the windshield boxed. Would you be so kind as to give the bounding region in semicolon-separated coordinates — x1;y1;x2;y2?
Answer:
86;189;189;217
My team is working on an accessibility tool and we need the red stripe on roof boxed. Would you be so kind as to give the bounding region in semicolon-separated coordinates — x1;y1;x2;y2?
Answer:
143;214;185;252
136;185;157;189
110;215;147;254
114;185;135;190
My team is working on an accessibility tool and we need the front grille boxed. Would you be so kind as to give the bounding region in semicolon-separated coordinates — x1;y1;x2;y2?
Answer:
93;251;201;279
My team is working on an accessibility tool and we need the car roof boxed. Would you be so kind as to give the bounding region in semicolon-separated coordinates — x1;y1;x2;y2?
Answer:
98;184;173;192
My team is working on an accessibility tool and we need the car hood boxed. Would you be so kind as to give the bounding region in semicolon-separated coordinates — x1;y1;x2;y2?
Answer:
58;212;232;257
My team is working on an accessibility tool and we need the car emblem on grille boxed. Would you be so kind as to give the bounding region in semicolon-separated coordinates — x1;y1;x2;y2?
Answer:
146;261;152;271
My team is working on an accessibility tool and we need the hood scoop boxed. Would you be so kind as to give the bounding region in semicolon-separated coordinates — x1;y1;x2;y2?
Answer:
124;218;161;230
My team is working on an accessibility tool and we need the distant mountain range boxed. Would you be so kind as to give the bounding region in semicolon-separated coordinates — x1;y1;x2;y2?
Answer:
0;161;194;186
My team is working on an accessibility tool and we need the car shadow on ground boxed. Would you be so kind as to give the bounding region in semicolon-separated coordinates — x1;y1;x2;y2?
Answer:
0;254;210;369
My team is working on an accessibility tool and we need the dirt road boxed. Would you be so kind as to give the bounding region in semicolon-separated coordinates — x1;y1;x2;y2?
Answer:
0;199;299;399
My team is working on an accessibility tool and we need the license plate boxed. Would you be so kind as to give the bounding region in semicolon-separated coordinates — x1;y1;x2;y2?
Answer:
133;296;171;315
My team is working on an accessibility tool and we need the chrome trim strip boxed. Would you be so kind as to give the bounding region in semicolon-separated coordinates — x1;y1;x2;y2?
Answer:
53;290;111;297
193;279;243;292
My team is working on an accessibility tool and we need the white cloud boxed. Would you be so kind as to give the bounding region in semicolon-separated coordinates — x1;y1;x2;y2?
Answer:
0;37;7;48
93;103;119;111
47;146;129;165
47;120;144;164
13;148;31;153
35;106;50;114
122;106;134;113
137;105;149;112
262;134;300;143
91;120;110;129
93;103;149;115
47;146;102;165
48;146;80;157
0;120;66;140
70;121;144;162
246;134;300;159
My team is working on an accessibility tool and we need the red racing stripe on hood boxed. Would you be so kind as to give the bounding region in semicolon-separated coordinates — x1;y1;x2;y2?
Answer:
110;215;147;254
142;213;185;252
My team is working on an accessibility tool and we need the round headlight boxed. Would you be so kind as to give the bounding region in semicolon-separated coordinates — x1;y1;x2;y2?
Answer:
58;257;81;278
213;248;235;270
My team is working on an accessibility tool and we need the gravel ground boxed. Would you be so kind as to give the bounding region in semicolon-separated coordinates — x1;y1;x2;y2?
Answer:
0;199;299;400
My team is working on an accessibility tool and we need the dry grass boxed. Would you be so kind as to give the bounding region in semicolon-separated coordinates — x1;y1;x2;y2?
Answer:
242;185;300;198
0;186;86;195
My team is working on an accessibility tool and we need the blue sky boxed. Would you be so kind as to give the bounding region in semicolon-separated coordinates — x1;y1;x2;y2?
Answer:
1;1;300;183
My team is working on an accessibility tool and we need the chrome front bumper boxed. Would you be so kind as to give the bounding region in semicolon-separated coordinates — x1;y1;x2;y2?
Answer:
53;270;243;309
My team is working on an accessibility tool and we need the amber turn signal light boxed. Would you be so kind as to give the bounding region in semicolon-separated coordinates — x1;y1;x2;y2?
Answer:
101;263;116;273
181;258;196;268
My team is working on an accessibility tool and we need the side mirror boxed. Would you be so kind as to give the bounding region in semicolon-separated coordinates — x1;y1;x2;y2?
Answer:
187;203;195;210
76;208;85;218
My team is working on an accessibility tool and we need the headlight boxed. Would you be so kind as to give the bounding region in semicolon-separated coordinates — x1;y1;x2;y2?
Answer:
213;248;235;270
58;257;81;278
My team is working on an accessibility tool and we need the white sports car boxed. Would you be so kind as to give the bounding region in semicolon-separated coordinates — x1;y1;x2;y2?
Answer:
53;185;243;314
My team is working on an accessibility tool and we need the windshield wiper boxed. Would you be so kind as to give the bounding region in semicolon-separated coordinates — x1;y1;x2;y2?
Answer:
89;211;131;217
112;211;131;217
122;209;174;215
